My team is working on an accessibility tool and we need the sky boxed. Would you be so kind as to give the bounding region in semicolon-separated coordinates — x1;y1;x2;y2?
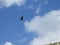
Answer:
0;0;60;45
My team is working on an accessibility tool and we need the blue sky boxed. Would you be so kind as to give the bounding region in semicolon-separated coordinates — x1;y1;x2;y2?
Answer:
0;0;60;45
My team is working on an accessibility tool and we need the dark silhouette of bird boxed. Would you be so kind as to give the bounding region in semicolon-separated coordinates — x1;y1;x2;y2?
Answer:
20;16;23;21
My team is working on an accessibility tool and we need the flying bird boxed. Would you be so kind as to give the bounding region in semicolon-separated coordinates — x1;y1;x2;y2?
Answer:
20;16;23;21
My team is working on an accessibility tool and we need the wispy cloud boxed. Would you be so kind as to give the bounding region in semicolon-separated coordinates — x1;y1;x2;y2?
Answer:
35;8;40;14
18;38;28;45
24;10;60;45
0;0;26;7
44;0;49;4
4;42;13;45
28;5;33;9
44;1;48;4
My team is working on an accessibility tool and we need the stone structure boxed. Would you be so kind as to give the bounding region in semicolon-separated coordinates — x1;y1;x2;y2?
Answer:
46;42;60;45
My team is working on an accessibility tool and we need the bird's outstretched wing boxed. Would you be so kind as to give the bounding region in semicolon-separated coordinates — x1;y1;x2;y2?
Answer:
20;16;23;21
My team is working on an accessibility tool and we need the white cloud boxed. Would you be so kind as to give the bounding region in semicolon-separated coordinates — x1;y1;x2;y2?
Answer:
0;0;26;7
24;10;60;45
4;42;13;45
